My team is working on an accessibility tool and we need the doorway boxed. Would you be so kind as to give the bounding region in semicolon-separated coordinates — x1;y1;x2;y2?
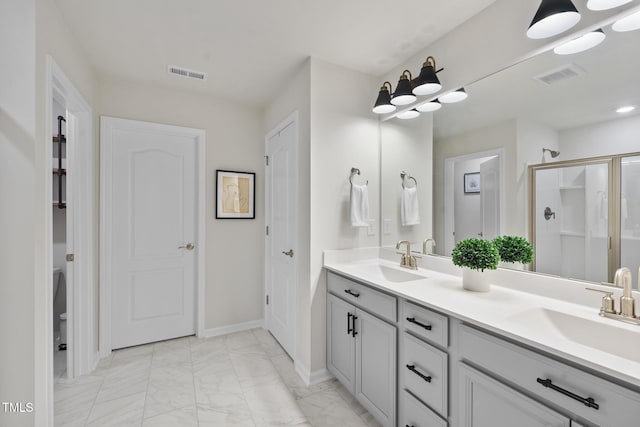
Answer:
100;117;206;353
444;149;504;255
264;112;298;358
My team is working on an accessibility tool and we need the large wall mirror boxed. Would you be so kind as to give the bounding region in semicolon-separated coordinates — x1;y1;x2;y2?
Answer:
380;10;640;287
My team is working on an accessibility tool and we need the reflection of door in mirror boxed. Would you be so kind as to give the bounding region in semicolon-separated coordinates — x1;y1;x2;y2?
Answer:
444;150;503;255
531;160;611;283
621;155;640;288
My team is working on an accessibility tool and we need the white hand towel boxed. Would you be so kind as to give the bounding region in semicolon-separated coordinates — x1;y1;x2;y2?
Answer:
401;187;420;226
350;184;370;227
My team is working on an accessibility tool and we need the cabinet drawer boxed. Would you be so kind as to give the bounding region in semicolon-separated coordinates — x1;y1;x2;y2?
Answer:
400;389;447;427
459;324;640;427
327;271;397;322
402;332;448;417
401;300;448;348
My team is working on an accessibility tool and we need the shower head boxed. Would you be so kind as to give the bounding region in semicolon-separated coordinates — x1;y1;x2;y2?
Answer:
543;148;560;158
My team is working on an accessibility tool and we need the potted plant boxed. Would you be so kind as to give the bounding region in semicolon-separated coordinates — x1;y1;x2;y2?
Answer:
492;235;533;270
451;238;499;292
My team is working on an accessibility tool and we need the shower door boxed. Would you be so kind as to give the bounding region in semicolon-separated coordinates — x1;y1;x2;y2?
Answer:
530;159;612;283
620;155;640;286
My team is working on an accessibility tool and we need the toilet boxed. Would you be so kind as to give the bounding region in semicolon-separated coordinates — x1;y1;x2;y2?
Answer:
53;267;67;350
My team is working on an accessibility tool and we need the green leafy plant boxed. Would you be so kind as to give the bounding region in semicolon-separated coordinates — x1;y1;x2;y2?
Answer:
492;235;534;264
451;238;499;272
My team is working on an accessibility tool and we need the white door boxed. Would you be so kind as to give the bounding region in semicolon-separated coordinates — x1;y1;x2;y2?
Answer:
104;117;199;350
265;114;297;357
480;156;500;240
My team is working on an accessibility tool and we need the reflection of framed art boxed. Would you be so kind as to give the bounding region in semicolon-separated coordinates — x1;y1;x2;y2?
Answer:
216;170;255;219
464;172;480;194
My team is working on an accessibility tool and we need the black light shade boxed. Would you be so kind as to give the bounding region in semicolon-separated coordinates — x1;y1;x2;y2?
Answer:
412;56;442;96
527;0;581;39
372;82;396;114
391;70;416;106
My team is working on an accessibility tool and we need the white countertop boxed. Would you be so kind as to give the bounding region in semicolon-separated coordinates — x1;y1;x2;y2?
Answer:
323;248;640;390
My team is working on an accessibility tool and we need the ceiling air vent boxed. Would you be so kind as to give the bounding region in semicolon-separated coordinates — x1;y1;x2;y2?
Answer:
167;65;207;81
533;64;585;85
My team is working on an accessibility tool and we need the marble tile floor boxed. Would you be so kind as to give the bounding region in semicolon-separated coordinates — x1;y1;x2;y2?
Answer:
55;328;383;427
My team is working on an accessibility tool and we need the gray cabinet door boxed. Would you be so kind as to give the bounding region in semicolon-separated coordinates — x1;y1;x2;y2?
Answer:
356;308;397;427
326;293;356;393
459;363;570;427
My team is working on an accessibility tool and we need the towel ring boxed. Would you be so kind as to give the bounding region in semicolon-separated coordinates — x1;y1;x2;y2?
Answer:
400;171;417;189
350;167;368;185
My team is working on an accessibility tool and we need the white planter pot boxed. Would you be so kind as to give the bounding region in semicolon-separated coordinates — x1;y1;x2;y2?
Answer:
462;267;491;292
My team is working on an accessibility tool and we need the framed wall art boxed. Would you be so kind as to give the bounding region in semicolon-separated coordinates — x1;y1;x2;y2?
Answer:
215;170;255;219
464;172;480;194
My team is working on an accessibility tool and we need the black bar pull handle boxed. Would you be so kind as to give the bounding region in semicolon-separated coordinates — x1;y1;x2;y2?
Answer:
406;316;432;331
406;425;414;427
351;315;358;337
347;312;353;335
406;364;431;383
536;378;599;410
344;289;360;298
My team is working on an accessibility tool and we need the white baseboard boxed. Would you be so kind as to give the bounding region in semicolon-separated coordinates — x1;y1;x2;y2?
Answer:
294;360;334;386
199;319;265;338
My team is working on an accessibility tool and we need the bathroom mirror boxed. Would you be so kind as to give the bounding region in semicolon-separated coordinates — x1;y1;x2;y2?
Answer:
381;13;640;286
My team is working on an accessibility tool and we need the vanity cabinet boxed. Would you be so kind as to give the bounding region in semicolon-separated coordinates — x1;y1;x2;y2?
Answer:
326;272;397;427
458;324;640;427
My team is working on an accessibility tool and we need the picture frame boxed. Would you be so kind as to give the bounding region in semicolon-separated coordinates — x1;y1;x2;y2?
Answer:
464;172;481;194
215;170;255;219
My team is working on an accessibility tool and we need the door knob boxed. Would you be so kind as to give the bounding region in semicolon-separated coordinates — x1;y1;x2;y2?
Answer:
282;249;294;258
178;243;195;250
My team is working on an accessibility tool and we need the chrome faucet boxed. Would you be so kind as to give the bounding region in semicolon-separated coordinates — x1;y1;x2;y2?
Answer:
396;240;418;270
615;267;636;318
422;238;436;255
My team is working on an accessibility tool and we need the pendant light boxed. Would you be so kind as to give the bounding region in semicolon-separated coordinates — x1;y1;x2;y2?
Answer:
372;82;396;114
439;88;468;104
416;99;442;112
412;56;442;96
587;0;632;11
391;70;416;106
397;109;420;120
553;29;606;54
612;9;640;32
527;0;581;39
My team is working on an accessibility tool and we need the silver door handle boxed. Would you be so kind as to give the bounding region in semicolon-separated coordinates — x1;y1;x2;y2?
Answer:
178;243;195;250
282;249;294;258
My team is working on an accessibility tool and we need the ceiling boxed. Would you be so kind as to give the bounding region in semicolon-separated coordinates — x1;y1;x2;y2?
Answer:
55;0;497;108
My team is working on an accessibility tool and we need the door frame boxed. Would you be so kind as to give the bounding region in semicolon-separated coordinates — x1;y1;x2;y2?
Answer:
99;116;206;357
444;148;505;254
264;111;298;359
41;55;96;425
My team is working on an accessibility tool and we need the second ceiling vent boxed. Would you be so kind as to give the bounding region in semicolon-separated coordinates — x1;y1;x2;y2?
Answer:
167;65;207;81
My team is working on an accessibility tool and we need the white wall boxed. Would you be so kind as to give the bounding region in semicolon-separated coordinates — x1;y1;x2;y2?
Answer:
309;58;379;372
559;115;640;160
0;1;36;425
97;75;265;331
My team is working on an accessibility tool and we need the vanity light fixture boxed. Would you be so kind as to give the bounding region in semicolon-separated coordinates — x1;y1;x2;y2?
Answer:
587;0;632;11
616;105;636;113
416;99;442;112
527;0;581;39
553;28;606;55
412;56;443;96
391;70;417;106
396;109;420;120
439;88;468;104
612;9;640;32
372;81;397;114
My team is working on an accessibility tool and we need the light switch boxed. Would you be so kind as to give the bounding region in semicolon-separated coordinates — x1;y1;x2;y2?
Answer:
383;219;392;235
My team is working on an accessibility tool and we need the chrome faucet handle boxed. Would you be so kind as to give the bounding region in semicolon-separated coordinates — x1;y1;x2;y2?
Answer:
586;288;617;315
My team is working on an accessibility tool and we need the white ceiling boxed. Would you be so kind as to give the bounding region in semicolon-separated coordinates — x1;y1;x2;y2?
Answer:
56;0;497;108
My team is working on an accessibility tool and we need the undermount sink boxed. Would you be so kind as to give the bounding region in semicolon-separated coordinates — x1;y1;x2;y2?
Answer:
363;264;426;283
509;308;640;363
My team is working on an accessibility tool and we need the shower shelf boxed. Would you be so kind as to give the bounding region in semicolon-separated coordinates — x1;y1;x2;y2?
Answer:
559;231;585;237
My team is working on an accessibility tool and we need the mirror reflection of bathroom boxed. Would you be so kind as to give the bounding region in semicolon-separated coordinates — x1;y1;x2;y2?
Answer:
444;150;502;256
52;97;68;379
621;155;640;286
